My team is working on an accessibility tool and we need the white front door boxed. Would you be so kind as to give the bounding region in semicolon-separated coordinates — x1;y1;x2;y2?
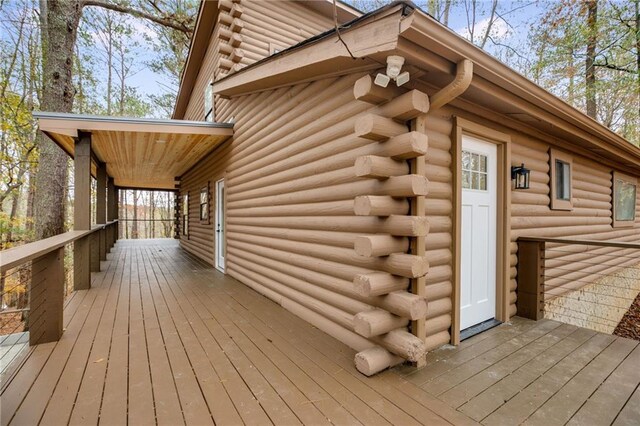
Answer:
460;136;497;330
215;178;225;272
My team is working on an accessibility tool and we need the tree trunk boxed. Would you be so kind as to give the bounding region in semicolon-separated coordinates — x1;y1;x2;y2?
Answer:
6;192;21;246
150;191;155;238
568;45;575;105
107;16;113;115
132;190;138;239
479;0;498;49
585;0;598;119
26;166;36;233
635;0;640;116
34;1;83;239
442;0;452;26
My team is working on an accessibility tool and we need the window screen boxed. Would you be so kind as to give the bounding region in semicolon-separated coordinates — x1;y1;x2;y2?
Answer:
615;178;637;222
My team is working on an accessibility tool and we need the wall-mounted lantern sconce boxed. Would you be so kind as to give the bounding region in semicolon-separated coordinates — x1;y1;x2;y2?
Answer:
511;163;531;190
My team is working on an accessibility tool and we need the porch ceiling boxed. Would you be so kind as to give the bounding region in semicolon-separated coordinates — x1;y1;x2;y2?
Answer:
33;112;234;190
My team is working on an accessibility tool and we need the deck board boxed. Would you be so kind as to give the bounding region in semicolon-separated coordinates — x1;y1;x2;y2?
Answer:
2;239;639;425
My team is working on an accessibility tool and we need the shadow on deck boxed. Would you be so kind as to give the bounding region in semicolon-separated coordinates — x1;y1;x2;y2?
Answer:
1;239;638;425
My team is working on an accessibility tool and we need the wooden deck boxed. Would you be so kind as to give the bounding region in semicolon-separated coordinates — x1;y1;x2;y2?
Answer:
396;315;640;425
1;239;638;425
0;239;472;426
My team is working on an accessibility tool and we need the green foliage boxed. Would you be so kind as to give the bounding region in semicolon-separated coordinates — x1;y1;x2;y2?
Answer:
0;211;33;249
527;0;639;145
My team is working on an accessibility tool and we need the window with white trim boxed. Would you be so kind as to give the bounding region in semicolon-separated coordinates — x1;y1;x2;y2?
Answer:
200;185;209;223
182;193;189;237
549;149;573;210
613;171;637;227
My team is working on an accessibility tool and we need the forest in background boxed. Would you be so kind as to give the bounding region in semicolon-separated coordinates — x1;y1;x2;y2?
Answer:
0;0;639;251
1;0;196;250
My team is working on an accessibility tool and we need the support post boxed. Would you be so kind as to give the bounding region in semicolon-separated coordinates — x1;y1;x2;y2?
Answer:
96;162;107;261
106;177;116;251
30;248;64;345
410;115;427;367
516;240;545;320
74;132;92;290
174;178;181;239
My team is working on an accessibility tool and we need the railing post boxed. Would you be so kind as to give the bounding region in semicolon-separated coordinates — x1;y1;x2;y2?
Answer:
74;132;92;290
96;163;107;263
99;227;107;261
516;239;545;320
29;247;64;345
174;181;181;239
90;232;100;273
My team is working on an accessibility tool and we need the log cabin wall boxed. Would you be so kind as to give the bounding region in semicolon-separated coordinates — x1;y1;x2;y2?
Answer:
438;106;640;325
179;73;440;361
180;75;639;355
177;2;640;356
421;111;455;350
183;0;335;121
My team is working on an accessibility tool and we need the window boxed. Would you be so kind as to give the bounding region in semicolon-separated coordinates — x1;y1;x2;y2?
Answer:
204;81;214;122
182;193;189;237
555;160;571;200
613;171;637;227
549;149;573;210
200;185;209;222
461;150;488;191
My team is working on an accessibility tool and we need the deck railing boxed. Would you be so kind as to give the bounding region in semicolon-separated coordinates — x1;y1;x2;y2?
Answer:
118;218;174;239
517;237;640;338
0;221;118;372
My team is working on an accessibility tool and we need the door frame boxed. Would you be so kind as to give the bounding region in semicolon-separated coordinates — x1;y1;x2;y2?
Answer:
452;117;512;345
214;177;225;273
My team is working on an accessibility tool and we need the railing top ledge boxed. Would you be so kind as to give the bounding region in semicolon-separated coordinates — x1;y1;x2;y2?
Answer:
518;236;640;250
0;229;93;273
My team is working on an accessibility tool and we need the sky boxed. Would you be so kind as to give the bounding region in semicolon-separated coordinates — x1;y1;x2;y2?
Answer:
0;0;548;118
177;1;542;108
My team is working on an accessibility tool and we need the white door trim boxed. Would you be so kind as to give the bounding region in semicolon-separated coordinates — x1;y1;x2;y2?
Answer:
215;178;225;272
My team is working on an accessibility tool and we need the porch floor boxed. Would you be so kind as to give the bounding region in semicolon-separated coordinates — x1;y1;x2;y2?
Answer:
1;240;638;425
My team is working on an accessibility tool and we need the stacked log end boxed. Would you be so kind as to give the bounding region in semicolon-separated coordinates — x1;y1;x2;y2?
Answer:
351;74;431;375
217;2;246;76
354;346;403;376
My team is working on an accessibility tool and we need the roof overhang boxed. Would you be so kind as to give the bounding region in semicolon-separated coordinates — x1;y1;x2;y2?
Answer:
211;2;640;173
172;0;361;120
173;0;219;121
212;3;408;97
34;112;234;190
396;12;640;172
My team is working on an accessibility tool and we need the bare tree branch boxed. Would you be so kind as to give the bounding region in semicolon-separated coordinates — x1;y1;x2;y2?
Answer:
82;0;193;33
332;0;355;59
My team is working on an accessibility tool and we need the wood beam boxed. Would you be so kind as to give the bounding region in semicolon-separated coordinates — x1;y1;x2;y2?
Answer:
354;310;409;338
355;155;409;179
516;240;545;320
96;162;107;224
96;163;107;261
107;177;117;221
354;272;409;297
74;132;92;289
354;195;410;216
353;74;404;104
410;115;428;367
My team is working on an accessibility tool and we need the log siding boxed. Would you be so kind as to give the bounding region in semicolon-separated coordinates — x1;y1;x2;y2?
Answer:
184;0;334;122
176;0;640;360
